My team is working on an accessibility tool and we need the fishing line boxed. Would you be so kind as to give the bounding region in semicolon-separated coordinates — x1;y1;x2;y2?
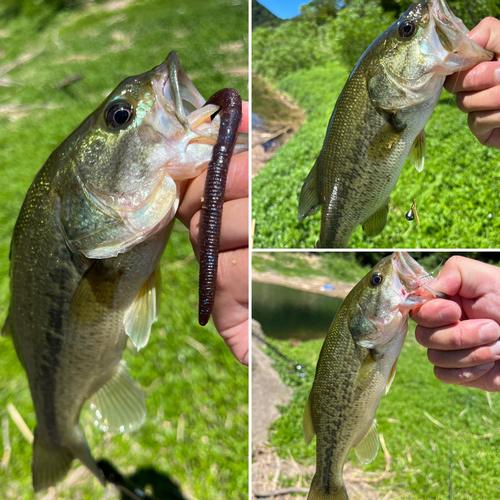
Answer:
252;331;308;378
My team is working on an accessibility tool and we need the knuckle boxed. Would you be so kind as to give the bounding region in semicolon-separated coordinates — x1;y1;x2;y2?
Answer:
447;329;465;349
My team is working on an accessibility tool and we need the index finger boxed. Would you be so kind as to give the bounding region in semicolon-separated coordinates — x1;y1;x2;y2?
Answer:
427;256;500;299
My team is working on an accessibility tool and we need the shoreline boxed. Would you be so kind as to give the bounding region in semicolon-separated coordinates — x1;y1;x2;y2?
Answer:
252;270;355;300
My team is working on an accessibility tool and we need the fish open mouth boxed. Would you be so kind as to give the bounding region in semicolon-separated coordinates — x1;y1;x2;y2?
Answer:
393;252;447;308
428;0;493;73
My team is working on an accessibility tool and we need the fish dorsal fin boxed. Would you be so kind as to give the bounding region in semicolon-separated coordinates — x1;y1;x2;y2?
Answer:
298;161;319;222
354;420;379;464
123;267;161;351
89;361;146;433
385;358;398;395
362;201;389;237
303;392;315;445
409;129;426;172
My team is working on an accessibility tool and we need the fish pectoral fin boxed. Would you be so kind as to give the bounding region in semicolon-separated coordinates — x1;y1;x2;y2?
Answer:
385;358;398;395
354;420;379;464
124;267;161;350
71;261;121;324
298;161;320;222
89;361;146;433
367;120;404;163
362;201;389;238
355;352;378;388
32;429;74;492
303;392;316;445
409;129;426;172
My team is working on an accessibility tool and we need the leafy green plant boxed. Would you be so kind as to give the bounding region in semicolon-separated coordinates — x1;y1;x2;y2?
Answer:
252;18;336;80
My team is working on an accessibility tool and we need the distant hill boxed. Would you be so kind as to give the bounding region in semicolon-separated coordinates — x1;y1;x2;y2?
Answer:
252;0;284;29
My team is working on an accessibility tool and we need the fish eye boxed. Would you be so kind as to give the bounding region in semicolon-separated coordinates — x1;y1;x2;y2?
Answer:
399;20;416;38
105;100;134;129
370;272;384;287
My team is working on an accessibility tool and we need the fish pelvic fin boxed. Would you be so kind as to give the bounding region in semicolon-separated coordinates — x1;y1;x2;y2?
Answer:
32;429;74;492
89;361;146;433
307;474;349;500
354;420;379;464
362;201;389;238
409;129;426;173
303;392;315;445
124;266;162;350
298;161;320;222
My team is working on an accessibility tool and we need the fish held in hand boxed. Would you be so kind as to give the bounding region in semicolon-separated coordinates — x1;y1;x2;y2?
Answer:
3;51;244;491
298;0;493;248
304;252;444;500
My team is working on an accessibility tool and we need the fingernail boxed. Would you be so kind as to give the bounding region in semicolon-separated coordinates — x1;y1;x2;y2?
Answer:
439;305;459;323
491;341;500;356
480;322;500;343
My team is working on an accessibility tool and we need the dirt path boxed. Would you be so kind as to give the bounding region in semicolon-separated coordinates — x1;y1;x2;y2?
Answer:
252;269;355;300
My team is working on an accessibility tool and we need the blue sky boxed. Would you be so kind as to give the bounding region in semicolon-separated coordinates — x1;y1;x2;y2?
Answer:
258;0;307;19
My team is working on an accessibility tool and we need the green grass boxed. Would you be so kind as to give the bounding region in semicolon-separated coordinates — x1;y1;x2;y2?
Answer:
0;1;248;498
264;322;500;500
252;60;500;249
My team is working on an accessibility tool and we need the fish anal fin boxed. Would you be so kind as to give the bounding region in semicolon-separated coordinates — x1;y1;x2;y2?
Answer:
303;392;315;445
32;429;74;492
385;358;398;395
123;267;161;350
362;201;389;238
298;161;319;222
409;129;426;172
89;361;146;434
354;420;379;464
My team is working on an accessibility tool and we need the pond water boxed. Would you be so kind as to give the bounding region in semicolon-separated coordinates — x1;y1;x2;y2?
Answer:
252;282;343;341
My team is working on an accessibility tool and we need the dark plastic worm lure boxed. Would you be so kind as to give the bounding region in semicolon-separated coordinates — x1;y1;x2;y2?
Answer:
198;89;242;325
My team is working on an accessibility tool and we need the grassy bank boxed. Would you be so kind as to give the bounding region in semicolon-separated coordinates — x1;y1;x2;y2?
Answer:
0;0;248;498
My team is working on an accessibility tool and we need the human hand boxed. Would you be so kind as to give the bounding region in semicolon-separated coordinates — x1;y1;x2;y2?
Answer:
444;17;500;148
176;101;249;366
410;256;500;391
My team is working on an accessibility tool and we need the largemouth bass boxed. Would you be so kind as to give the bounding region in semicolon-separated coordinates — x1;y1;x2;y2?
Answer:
298;0;493;248
304;252;444;500
2;52;244;491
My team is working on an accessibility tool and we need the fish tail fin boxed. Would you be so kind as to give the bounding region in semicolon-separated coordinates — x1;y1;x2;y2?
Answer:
32;428;74;492
307;474;349;500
